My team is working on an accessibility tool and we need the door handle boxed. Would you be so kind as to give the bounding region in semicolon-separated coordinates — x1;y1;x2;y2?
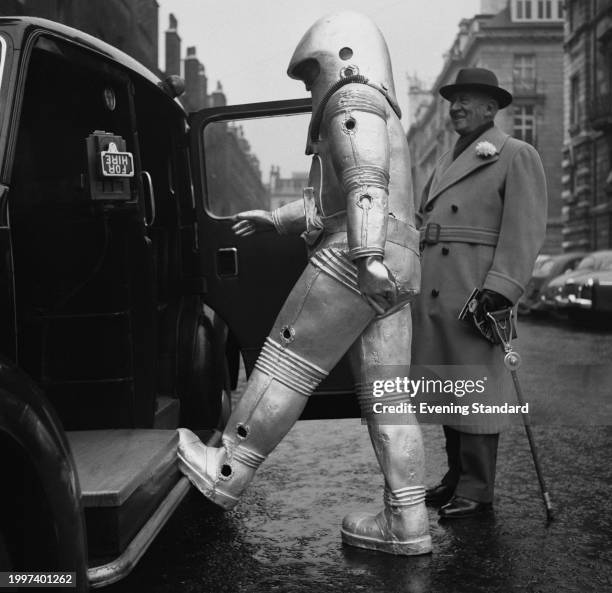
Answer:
141;170;156;227
217;247;238;277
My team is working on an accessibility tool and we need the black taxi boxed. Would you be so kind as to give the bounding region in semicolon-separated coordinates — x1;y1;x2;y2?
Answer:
0;17;356;591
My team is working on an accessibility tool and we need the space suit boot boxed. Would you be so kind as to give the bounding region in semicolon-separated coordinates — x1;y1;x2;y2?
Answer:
341;423;431;555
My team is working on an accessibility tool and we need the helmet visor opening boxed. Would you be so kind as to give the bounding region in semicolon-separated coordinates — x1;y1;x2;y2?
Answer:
289;58;321;90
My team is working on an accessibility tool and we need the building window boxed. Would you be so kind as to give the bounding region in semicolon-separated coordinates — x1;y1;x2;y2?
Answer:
537;0;551;19
557;0;564;19
515;0;529;18
513;54;536;92
512;0;563;21
570;75;580;126
514;105;536;145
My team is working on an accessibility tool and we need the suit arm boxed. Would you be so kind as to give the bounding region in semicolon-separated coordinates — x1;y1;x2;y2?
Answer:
271;199;307;235
482;143;548;303
324;84;390;260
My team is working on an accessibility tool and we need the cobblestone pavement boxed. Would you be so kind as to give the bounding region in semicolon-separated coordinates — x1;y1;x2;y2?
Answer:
107;315;612;593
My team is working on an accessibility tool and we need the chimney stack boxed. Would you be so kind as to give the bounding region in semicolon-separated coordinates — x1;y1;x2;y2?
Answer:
165;13;181;77
210;81;227;107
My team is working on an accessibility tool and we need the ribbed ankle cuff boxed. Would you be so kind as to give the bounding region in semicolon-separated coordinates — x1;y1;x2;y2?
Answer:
384;485;426;507
355;382;412;416
222;438;266;471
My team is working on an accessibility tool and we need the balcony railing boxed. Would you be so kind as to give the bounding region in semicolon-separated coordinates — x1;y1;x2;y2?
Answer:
588;92;612;130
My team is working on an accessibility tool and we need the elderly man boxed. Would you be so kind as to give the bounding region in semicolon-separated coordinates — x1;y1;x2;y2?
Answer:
413;68;547;519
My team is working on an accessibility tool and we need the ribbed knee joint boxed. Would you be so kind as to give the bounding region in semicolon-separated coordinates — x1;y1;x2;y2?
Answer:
310;248;361;296
254;337;328;397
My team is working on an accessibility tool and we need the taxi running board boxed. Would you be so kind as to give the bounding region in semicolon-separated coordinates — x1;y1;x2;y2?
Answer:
87;430;222;588
88;477;191;588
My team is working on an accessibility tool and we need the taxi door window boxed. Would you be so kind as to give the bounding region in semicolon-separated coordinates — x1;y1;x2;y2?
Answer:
203;113;311;218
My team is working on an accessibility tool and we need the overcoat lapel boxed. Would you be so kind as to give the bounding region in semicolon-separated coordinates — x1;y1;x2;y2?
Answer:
426;125;509;206
429;149;453;194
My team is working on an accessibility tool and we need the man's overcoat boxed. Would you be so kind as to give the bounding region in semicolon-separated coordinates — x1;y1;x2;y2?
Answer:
411;125;547;434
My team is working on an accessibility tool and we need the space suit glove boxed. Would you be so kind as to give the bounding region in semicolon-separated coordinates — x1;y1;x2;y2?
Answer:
231;210;275;236
356;256;397;315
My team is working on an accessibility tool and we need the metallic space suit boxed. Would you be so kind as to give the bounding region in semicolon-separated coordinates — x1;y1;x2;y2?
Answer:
178;11;431;556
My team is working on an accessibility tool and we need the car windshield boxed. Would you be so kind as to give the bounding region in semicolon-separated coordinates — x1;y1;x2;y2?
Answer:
533;259;556;277
576;256;596;270
576;253;612;271
533;259;555;278
599;258;612;271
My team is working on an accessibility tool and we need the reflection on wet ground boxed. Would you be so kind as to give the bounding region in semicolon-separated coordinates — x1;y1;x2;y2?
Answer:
108;424;612;593
108;319;612;593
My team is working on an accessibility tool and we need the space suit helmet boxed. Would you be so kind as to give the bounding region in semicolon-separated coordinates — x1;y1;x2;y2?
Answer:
287;11;401;117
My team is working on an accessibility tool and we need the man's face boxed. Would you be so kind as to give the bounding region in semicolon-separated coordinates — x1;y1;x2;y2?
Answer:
449;91;495;135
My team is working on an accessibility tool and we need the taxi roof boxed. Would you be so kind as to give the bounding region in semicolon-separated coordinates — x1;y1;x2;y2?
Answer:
0;16;182;106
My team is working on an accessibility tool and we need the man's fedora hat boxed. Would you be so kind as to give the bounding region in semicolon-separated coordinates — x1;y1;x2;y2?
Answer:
439;68;513;108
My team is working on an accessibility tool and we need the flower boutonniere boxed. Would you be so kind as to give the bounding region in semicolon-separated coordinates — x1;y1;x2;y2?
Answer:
475;141;497;159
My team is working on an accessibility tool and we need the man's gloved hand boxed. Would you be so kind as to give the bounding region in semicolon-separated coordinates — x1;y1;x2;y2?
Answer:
472;289;512;326
231;210;274;236
475;288;512;313
461;289;512;344
356;256;398;315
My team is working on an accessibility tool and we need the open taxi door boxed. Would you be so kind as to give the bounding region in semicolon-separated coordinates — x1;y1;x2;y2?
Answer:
188;99;358;419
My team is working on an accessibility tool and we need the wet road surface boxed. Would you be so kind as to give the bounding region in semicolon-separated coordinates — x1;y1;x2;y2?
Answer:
107;316;612;593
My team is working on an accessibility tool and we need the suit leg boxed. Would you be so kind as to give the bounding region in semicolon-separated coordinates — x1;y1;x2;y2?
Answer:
178;260;378;510
341;305;431;555
441;425;461;489
347;305;425;490
454;432;499;503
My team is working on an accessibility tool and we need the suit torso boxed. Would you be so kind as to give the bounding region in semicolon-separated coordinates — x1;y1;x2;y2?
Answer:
308;95;416;226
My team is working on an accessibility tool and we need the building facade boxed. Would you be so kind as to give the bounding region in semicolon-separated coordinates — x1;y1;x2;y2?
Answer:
205;123;268;217
407;0;565;253
0;0;159;73
0;3;227;112
268;167;309;211
163;14;229;111
562;0;612;251
1;4;266;217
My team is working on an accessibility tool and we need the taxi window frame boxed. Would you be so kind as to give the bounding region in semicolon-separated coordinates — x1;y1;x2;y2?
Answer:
201;110;312;219
189;98;312;222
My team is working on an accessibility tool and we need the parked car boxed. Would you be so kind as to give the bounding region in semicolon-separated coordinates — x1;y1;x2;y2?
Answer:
540;250;612;316
0;17;355;591
519;252;586;313
562;250;612;319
